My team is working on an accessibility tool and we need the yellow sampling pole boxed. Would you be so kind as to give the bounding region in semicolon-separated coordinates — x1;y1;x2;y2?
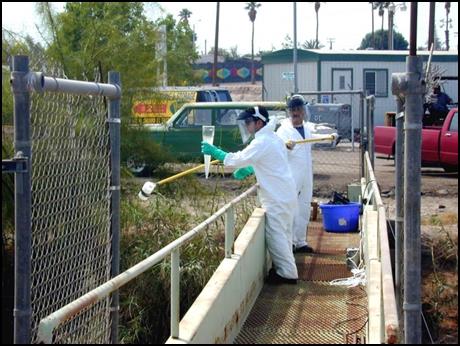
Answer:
292;135;335;145
156;159;220;186
139;159;220;200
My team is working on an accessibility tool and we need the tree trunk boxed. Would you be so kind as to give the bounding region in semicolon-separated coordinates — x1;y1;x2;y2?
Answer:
371;6;375;49
251;21;255;84
213;2;220;86
315;11;319;48
381;12;384;49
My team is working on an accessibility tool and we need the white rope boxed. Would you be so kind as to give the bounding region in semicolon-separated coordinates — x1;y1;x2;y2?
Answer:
329;268;366;287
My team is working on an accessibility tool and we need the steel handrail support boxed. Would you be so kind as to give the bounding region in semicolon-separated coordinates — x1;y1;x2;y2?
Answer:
364;152;399;343
36;184;259;343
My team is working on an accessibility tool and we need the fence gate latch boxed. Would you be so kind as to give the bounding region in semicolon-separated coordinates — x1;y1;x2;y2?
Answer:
2;156;28;174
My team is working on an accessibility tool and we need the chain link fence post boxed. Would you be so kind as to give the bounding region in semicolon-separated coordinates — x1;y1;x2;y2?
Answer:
108;71;121;344
11;55;32;344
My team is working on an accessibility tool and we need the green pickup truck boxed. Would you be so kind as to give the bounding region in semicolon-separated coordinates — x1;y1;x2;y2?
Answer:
127;101;287;175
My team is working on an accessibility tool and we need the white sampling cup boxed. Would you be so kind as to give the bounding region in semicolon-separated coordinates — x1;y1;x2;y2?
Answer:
202;125;215;179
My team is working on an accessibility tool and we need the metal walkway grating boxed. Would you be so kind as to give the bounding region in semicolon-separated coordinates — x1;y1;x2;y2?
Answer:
235;220;367;344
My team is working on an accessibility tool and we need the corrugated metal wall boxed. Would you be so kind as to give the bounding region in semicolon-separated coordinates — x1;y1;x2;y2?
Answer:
263;62;317;101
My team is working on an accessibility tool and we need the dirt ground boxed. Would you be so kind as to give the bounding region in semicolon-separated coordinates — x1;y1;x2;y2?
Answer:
373;155;458;211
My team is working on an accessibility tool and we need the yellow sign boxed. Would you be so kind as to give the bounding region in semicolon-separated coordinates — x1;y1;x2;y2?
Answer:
132;90;197;124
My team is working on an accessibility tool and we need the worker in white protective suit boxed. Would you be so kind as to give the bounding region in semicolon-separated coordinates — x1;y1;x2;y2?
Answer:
201;106;299;285
277;95;338;253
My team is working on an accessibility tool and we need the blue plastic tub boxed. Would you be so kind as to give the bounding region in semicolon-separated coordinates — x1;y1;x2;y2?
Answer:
319;202;361;233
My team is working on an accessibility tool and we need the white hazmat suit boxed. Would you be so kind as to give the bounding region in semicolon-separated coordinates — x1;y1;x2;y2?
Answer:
276;117;323;250
224;124;298;279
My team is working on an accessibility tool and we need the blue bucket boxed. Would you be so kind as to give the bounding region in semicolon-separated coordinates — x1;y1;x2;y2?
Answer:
319;202;361;233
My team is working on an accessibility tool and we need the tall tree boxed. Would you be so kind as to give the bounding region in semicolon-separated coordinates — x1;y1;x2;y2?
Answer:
156;14;200;86
313;2;324;49
359;29;408;50
36;3;198;90
178;8;192;24
374;2;390;49
369;2;376;49
245;2;261;84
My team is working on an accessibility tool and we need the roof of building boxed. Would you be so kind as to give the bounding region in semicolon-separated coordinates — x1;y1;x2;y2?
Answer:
262;49;458;64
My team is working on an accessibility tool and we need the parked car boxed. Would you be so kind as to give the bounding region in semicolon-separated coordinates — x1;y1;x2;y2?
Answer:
127;101;287;175
374;108;458;172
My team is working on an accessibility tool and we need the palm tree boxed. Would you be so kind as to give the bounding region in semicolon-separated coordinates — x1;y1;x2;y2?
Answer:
178;8;192;24
374;2;390;49
314;2;323;49
245;2;261;84
370;2;375;49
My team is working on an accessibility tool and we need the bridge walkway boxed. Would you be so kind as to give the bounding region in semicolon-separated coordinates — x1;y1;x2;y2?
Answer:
235;220;367;344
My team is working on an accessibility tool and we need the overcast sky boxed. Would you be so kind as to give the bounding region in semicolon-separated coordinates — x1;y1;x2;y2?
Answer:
2;2;458;55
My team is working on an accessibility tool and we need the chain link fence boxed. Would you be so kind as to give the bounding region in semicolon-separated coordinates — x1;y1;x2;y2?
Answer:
297;91;367;197
29;91;112;343
7;56;120;344
312;144;361;197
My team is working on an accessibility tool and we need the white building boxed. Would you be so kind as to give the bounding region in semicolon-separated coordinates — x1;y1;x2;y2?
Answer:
262;49;458;125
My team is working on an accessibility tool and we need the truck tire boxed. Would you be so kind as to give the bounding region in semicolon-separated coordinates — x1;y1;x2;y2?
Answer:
442;165;458;173
127;156;149;176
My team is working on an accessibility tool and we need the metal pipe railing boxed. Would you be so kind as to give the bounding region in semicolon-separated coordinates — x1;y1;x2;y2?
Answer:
108;71;121;344
404;39;424;344
364;152;400;343
36;184;258;343
366;95;376;169
26;72;121;99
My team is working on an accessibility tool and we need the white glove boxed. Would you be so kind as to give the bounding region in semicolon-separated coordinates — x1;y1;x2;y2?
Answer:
286;140;296;150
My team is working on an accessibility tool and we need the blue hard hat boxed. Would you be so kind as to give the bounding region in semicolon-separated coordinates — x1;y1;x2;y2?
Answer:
288;95;306;109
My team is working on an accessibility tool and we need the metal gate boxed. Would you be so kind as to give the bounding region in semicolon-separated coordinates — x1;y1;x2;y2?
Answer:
4;56;121;343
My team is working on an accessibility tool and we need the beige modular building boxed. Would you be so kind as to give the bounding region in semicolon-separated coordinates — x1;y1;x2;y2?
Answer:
262;49;458;126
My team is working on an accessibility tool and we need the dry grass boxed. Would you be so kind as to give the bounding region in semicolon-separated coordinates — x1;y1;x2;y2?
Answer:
421;214;458;344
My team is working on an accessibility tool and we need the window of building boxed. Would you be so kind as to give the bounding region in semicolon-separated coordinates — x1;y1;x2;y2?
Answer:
364;69;388;97
339;76;345;90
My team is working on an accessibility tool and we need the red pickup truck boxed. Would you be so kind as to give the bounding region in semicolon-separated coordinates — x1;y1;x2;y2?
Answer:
374;108;458;172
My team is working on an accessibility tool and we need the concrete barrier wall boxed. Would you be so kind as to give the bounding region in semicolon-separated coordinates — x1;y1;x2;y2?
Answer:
167;207;266;344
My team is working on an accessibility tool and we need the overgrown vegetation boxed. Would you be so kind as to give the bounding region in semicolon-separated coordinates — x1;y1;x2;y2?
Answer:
118;174;257;343
1;3;221;343
421;215;458;344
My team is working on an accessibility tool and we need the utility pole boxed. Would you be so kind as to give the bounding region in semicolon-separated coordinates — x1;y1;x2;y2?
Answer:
444;2;451;50
404;3;424;343
428;2;435;50
156;25;167;87
212;2;220;86
293;2;298;94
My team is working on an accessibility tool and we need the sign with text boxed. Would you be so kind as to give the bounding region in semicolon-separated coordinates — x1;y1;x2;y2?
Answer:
281;71;295;81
